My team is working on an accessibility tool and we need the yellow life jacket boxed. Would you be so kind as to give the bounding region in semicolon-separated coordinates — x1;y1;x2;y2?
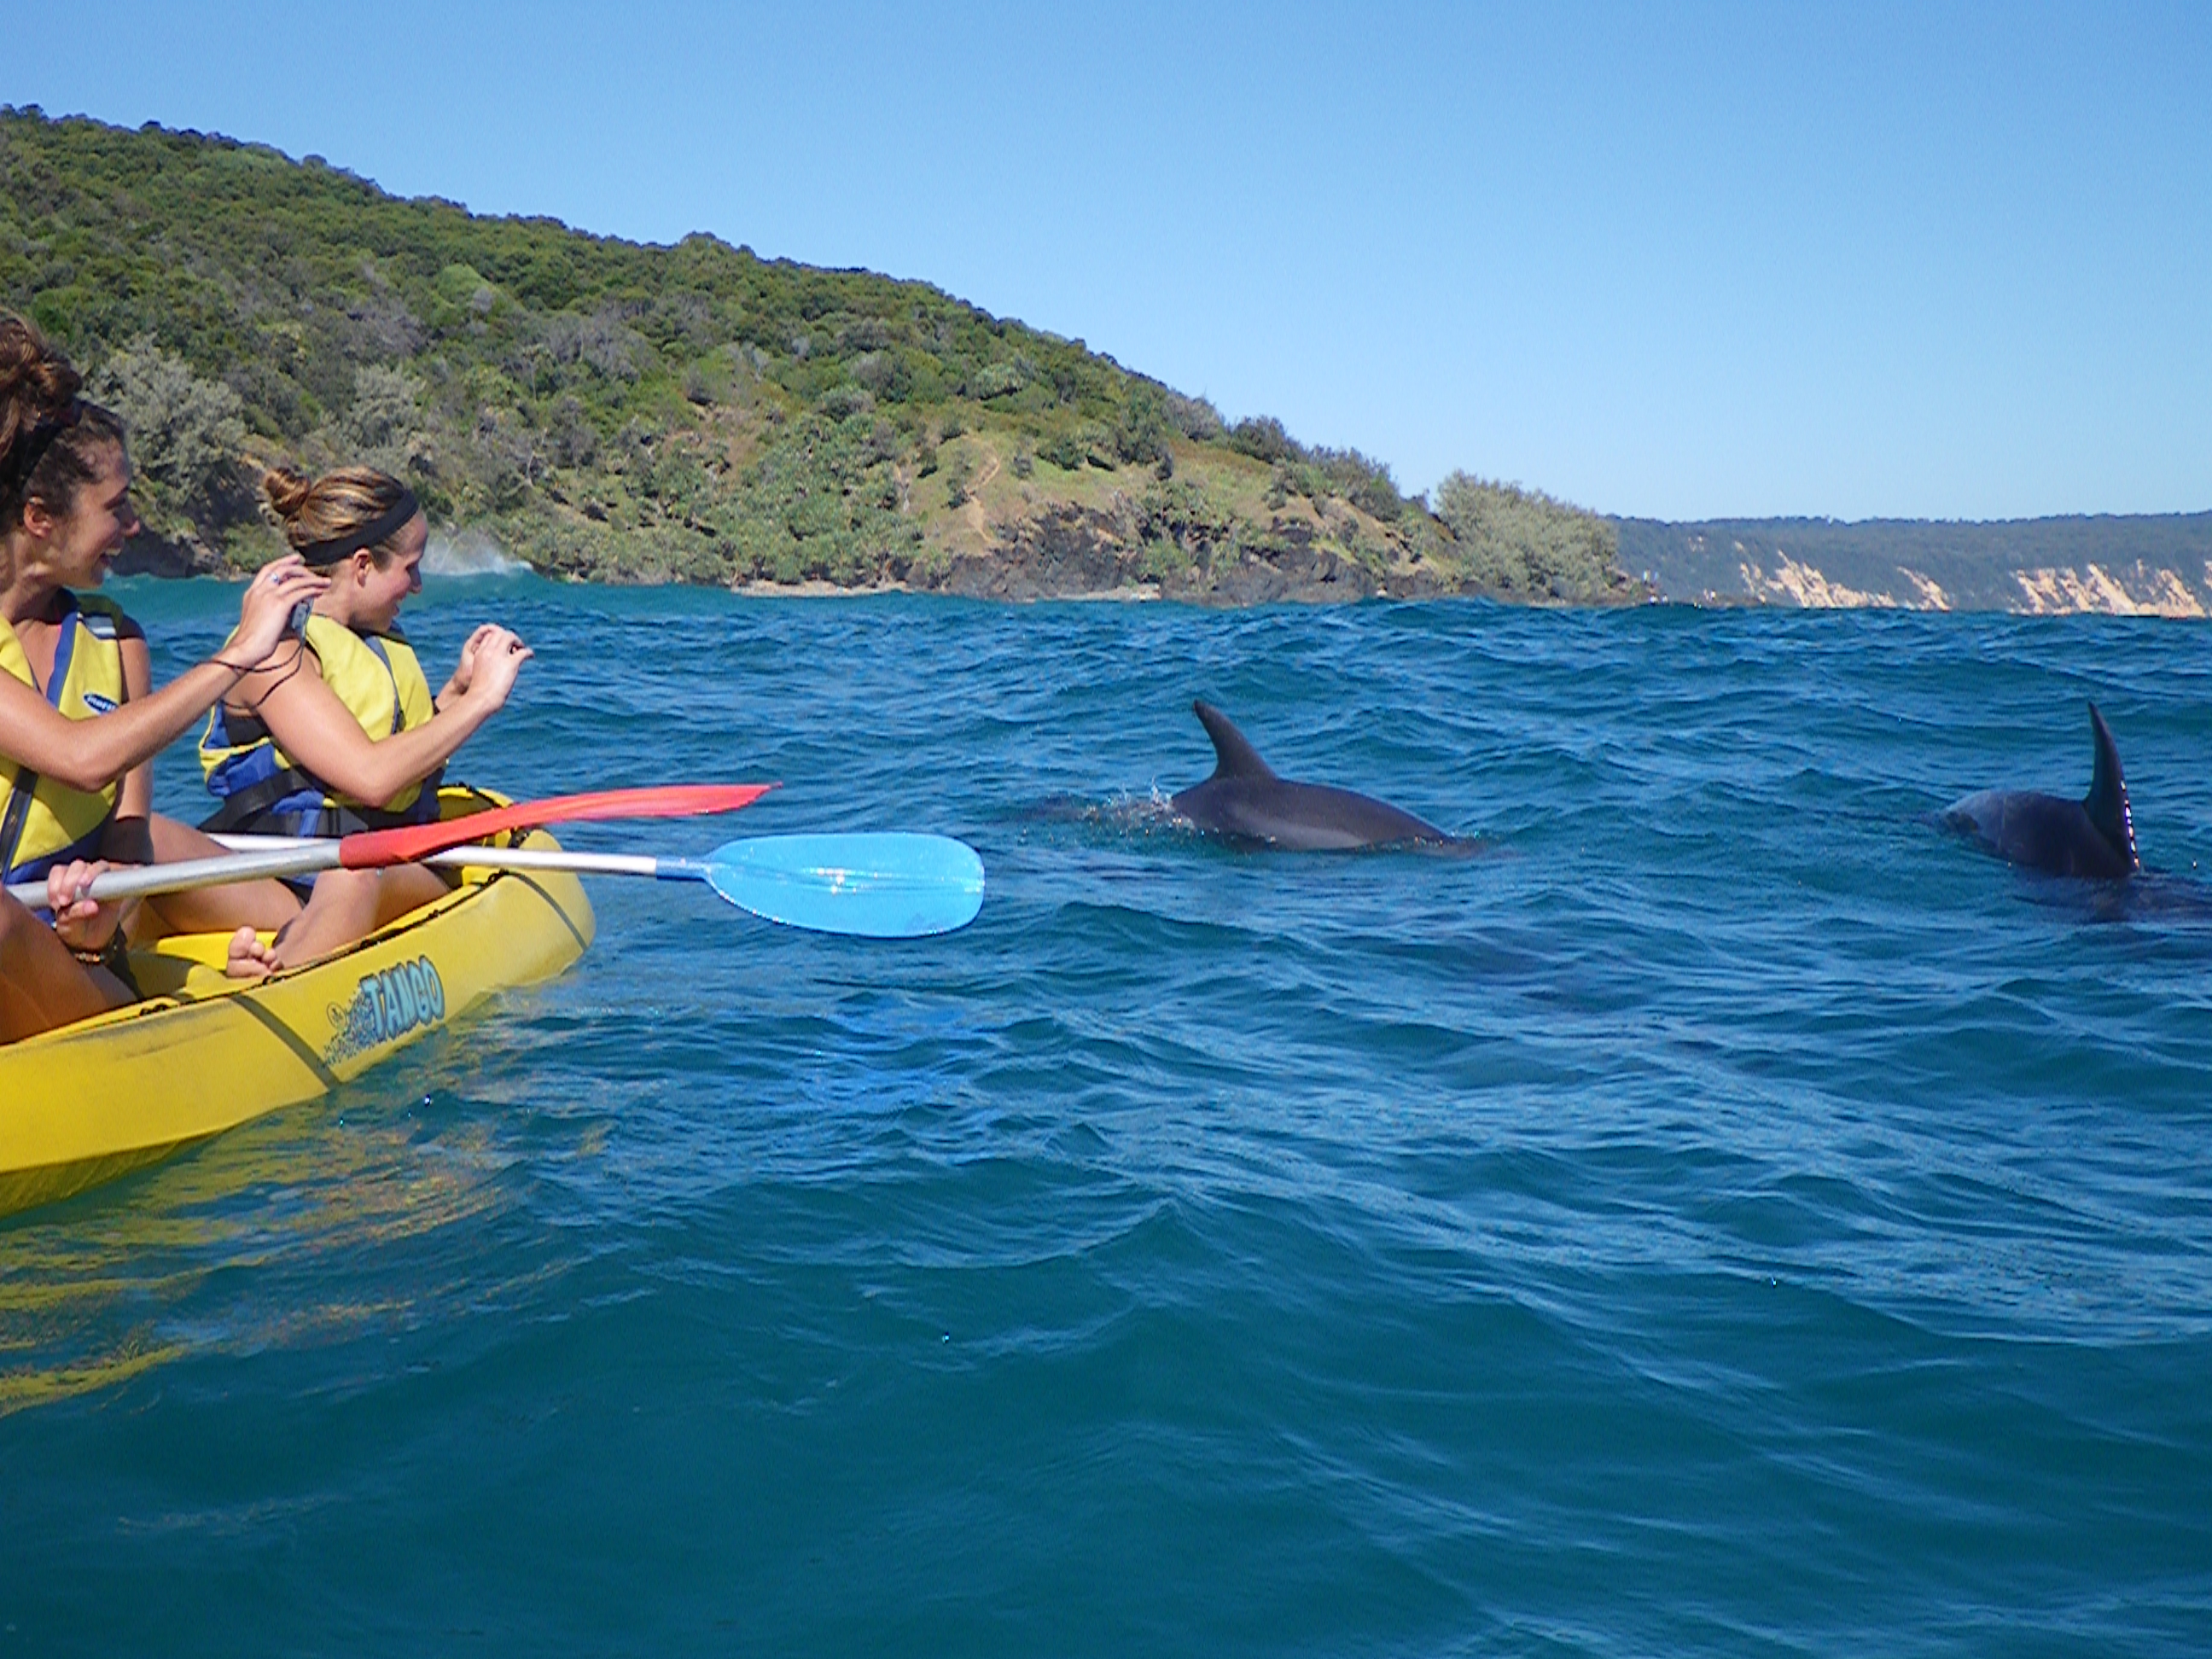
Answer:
0;591;129;886
198;612;443;835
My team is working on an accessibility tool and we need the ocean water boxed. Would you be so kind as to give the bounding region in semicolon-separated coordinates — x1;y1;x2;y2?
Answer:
5;577;2210;1656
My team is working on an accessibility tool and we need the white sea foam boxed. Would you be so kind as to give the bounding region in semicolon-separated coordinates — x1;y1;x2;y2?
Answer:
422;531;530;578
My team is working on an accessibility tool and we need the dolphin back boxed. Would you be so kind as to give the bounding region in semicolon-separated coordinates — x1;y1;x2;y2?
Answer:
2082;703;2139;870
1941;700;2140;881
1173;699;1468;851
1193;701;1277;782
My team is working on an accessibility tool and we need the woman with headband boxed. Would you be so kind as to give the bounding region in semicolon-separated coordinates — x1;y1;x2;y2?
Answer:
201;464;532;976
0;312;324;1041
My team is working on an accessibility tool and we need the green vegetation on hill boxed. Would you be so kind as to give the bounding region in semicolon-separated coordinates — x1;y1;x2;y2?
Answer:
1434;474;1621;602
1;108;1633;602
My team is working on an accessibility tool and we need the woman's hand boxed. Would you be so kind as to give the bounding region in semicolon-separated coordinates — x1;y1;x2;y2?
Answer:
45;859;122;955
220;556;329;668
441;623;507;702
454;626;533;713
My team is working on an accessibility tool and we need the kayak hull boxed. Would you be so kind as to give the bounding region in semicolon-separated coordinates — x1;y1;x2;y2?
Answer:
0;810;593;1218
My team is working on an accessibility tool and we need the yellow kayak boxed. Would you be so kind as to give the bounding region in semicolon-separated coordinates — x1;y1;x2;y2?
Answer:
0;791;594;1218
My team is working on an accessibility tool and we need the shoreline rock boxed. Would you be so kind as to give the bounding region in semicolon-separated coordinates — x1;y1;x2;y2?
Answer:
114;528;225;579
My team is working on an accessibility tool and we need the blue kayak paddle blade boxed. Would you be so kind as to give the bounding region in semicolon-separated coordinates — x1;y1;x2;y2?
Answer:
701;833;985;937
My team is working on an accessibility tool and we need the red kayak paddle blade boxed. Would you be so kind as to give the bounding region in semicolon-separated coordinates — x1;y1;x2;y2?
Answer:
339;783;777;869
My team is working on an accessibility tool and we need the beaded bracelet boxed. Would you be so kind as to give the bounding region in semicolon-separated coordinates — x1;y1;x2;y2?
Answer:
69;931;131;974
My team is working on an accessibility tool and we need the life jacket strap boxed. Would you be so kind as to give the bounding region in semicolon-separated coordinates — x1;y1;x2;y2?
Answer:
0;765;43;882
198;763;446;837
2;591;114;883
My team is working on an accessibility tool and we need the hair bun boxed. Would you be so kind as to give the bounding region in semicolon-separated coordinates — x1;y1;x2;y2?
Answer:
261;464;317;522
0;312;83;459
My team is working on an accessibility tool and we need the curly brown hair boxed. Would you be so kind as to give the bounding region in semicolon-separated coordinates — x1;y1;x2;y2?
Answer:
0;312;125;531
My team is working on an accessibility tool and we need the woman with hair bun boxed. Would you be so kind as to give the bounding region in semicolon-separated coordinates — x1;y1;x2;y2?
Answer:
201;463;531;975
0;311;325;1042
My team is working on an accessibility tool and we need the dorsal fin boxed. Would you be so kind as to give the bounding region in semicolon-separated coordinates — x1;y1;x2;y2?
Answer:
2082;701;2139;869
1192;700;1276;781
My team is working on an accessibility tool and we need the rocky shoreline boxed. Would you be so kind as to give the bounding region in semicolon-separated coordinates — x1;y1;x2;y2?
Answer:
909;506;1468;606
121;504;2212;616
122;498;1634;606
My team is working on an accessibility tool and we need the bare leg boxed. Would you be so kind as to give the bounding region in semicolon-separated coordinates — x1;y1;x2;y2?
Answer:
0;893;128;1044
108;815;302;942
227;864;452;978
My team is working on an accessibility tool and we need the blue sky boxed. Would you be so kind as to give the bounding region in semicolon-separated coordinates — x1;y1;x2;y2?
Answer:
7;2;2208;521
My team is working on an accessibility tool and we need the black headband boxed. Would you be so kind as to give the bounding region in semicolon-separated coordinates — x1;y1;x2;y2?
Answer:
0;402;84;492
296;489;421;566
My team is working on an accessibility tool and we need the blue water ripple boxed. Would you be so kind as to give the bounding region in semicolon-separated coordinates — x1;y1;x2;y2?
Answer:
4;582;2210;1654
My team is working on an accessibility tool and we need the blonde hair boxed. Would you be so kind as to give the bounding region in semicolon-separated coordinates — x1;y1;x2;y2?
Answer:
263;464;416;565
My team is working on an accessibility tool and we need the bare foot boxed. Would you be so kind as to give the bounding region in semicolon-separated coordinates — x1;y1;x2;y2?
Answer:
224;925;281;981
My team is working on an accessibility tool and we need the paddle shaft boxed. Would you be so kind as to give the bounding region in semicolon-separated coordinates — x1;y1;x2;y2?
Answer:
6;842;341;905
7;842;725;906
3;782;771;907
211;838;702;882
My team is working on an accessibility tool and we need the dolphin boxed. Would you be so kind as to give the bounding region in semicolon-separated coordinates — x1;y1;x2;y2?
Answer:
1941;702;2139;880
1168;700;1475;852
